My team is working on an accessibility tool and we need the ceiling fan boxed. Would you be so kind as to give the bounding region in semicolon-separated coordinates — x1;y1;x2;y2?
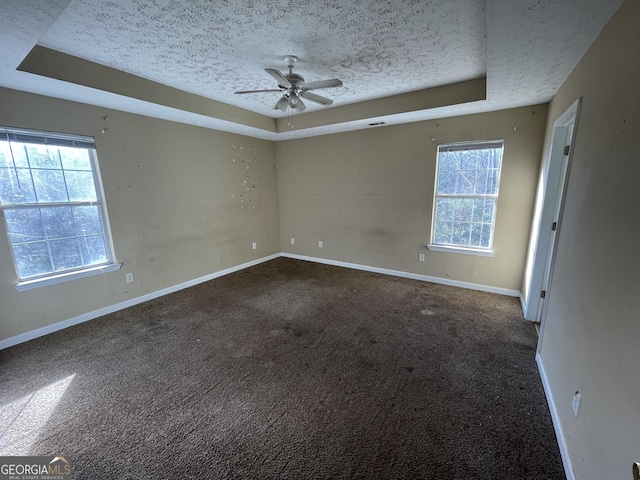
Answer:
235;55;343;113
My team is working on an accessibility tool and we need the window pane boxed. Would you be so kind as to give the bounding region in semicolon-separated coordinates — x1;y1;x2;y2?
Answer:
66;170;97;202
459;152;478;170
477;150;490;169
434;220;453;244
80;235;108;265
26;145;61;169
0;142;13;167
437;169;457;194
453;198;474;222
438;151;457;171
490;148;502;169
60;147;92;171
432;142;503;250
456;170;477;194
74;205;103;235
470;223;482;247
13;242;52;278
0;140;29;168
42;206;76;239
471;198;494;224
435;198;454;223
5;208;45;244
487;168;499;194
475;167;490;194
4;204;110;279
1;128;114;281
1;141;28;168
0;167;37;204
471;198;483;222
482;201;494;223
481;224;492;247
33;169;68;202
452;222;471;246
50;238;82;271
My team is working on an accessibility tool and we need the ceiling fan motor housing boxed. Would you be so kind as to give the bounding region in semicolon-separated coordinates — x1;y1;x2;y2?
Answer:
284;73;304;89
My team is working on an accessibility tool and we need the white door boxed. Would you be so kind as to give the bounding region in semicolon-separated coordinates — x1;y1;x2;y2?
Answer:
524;99;580;327
535;122;574;323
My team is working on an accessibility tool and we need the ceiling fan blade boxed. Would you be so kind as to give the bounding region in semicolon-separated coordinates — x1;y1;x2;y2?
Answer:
301;78;343;90
274;94;289;112
235;89;282;94
265;68;292;88
300;91;334;105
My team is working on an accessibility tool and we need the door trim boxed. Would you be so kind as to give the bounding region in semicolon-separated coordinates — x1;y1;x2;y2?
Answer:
523;98;581;325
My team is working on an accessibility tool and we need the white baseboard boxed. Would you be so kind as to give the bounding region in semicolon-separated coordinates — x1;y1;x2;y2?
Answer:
281;253;521;297
536;353;575;480
0;253;281;351
519;293;529;318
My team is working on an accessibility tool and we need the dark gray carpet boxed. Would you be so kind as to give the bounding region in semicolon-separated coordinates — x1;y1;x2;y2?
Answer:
0;258;564;479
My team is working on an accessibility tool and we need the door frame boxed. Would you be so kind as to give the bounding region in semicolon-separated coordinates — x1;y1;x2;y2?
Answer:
523;98;581;327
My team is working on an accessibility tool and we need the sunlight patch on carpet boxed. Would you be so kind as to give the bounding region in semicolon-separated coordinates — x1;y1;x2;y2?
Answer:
0;374;75;455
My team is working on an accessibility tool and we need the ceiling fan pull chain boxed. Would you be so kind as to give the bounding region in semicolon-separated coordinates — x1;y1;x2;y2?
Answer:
288;108;294;128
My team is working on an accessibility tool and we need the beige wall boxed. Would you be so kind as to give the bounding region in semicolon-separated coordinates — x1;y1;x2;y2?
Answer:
276;105;547;292
0;89;547;344
0;88;280;342
536;1;640;479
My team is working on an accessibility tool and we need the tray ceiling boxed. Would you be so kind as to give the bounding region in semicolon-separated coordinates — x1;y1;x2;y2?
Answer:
1;0;624;140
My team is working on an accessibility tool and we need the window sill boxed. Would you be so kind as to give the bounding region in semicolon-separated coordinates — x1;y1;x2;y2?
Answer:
15;263;122;292
427;245;495;257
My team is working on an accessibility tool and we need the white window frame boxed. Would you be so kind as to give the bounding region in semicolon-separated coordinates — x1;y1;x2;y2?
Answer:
428;139;504;257
0;126;120;291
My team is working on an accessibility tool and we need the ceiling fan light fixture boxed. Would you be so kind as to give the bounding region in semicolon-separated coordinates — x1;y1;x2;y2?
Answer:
288;92;300;107
287;91;307;112
274;95;289;112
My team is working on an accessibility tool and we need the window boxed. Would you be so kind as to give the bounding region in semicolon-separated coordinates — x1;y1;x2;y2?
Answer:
0;127;119;290
429;140;504;256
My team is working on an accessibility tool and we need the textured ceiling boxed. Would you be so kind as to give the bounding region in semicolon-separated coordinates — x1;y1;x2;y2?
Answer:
38;0;487;116
0;0;624;140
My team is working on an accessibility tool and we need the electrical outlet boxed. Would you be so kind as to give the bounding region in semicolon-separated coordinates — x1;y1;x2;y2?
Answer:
252;242;257;250
318;241;323;248
125;272;134;284
290;237;295;244
419;253;425;262
572;391;582;416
